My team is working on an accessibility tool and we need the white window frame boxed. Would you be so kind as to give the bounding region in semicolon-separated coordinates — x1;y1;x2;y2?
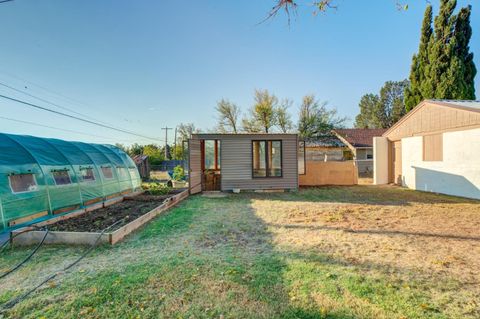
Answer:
8;173;39;194
80;167;96;183
101;166;114;180
116;167;129;180
52;170;72;187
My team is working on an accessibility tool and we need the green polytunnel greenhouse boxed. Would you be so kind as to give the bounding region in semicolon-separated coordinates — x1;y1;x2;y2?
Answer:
0;133;142;233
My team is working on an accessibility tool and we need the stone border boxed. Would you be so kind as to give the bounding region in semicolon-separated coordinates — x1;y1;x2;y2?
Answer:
11;189;189;246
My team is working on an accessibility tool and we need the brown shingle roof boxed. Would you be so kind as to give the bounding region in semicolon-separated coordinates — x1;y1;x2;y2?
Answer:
333;129;387;148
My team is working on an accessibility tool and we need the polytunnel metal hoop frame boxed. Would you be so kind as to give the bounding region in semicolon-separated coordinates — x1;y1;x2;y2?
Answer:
0;133;142;232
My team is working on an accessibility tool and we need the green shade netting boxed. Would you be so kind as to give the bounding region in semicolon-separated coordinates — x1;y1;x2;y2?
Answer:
0;133;142;232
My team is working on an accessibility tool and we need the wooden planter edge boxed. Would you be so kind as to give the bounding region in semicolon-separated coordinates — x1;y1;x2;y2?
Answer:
11;189;189;246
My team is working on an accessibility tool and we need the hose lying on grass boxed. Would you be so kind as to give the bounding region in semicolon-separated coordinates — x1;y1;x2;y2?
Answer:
0;226;50;280
0;217;126;312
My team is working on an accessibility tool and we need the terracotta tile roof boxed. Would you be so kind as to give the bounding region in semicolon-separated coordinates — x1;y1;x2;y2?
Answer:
333;129;387;148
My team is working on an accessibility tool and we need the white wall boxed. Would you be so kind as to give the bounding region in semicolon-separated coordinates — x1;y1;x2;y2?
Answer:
373;137;389;185
402;128;480;199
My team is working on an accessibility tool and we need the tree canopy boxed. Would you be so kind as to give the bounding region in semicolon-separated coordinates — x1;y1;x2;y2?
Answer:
297;95;347;139
215;99;241;133
276;99;294;133
355;80;409;129
405;1;476;111
242;89;279;133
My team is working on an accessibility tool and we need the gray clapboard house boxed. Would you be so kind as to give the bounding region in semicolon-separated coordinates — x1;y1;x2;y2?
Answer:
188;133;298;193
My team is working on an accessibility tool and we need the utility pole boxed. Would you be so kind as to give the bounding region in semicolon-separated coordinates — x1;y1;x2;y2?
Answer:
161;126;172;160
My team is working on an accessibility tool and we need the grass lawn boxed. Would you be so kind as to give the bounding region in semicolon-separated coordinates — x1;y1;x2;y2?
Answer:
1;185;479;318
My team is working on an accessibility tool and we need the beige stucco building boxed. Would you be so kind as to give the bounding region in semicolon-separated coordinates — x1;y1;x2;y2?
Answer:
374;100;480;200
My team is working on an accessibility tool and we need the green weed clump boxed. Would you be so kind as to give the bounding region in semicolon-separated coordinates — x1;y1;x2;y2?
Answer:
142;182;171;195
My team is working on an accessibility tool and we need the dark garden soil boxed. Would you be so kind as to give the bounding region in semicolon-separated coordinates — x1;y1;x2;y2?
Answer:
48;190;184;233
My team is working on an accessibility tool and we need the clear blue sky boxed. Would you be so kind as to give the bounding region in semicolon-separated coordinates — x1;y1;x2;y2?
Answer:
0;0;478;145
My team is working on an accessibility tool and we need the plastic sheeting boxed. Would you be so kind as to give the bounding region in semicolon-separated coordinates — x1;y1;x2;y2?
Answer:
0;133;142;232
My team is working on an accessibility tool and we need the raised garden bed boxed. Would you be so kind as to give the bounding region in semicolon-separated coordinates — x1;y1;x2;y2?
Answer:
11;189;189;246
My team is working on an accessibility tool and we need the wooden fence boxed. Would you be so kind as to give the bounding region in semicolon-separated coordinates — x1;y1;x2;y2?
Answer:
299;161;358;186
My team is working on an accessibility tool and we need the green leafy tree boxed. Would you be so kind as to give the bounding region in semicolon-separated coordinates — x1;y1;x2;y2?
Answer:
172;144;185;161
405;1;476;111
446;4;476;100
143;144;165;165
405;5;432;112
242;89;278;133
376;80;409;128
355;80;408;129
173;123;199;161
129;143;144;156
297;95;347;139
215;99;241;133
354;94;380;129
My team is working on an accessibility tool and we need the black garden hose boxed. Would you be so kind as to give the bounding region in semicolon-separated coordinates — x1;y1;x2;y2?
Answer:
0;217;126;312
0;225;45;252
0;227;50;280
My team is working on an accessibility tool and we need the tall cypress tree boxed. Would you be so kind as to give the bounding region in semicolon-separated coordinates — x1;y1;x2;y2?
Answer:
405;0;476;112
445;5;477;100
405;5;432;112
428;0;458;99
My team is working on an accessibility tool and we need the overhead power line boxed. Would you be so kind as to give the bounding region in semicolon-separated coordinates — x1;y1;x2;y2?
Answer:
0;70;96;110
0;81;109;124
0;72;143;129
0;116;140;143
0;94;164;143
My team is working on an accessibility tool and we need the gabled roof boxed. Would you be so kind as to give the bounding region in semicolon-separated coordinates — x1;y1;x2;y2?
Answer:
427;99;480;111
383;99;480;137
332;129;387;148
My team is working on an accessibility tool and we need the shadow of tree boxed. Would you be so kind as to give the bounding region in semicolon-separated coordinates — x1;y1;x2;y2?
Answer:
1;194;473;318
241;185;479;207
207;196;454;318
266;222;480;242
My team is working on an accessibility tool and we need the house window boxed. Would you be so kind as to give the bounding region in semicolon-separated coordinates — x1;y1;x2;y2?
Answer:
366;149;373;160
423;134;443;161
252;140;282;178
101;166;114;179
81;168;95;182
52;170;72;186
298;141;306;175
9;174;38;193
204;140;220;170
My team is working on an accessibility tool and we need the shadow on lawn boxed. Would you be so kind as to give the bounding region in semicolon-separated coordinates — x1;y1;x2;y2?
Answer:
247;185;479;206
163;195;358;318
221;198;363;319
266;223;480;242
234;197;465;319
